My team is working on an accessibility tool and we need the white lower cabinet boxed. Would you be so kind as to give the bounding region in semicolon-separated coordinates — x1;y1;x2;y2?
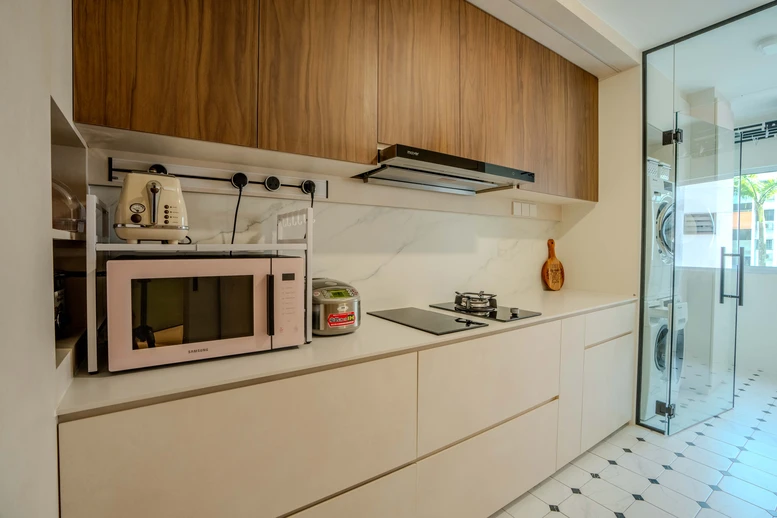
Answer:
581;334;636;451
58;354;418;518
416;400;559;518
584;303;636;346
290;465;417;518
557;315;585;469
418;321;561;455
57;302;639;518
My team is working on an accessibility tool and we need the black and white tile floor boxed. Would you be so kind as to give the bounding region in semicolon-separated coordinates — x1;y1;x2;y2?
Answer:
641;354;736;433
491;369;777;518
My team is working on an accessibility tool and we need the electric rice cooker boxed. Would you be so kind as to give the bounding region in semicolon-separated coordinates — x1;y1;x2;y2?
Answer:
312;278;361;336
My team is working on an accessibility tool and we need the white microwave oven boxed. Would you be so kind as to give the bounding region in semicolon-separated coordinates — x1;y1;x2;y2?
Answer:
106;256;304;372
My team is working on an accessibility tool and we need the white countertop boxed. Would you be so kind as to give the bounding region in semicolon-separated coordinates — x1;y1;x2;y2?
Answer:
58;290;636;421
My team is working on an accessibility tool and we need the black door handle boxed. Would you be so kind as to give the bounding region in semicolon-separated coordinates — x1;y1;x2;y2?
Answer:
267;274;275;336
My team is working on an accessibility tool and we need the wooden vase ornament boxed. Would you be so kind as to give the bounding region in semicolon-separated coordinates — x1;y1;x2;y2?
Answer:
541;239;565;291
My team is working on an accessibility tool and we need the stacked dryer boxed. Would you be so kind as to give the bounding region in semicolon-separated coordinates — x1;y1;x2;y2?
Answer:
641;158;687;422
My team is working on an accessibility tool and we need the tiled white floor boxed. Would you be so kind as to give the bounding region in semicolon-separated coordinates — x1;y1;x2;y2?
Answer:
642;354;736;433
492;369;777;518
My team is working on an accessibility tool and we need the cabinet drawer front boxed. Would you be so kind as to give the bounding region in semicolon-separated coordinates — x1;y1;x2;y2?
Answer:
585;303;636;347
290;465;417;518
581;334;635;450
418;321;561;455
59;354;417;518
417;400;559;518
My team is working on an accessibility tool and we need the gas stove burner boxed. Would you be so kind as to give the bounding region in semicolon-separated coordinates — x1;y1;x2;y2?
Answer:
454;291;498;313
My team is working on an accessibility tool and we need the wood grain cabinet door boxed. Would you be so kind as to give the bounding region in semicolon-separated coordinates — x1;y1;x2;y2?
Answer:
379;0;461;154
73;0;259;147
460;2;567;196
566;62;599;201
259;0;378;164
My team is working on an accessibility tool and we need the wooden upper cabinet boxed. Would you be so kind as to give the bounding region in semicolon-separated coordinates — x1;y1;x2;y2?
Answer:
379;0;461;154
460;2;598;201
73;0;259;147
460;3;522;168
460;2;568;196
73;0;259;146
566;62;599;201
259;0;378;164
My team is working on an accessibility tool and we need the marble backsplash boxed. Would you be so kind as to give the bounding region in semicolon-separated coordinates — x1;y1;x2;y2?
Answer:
92;186;559;309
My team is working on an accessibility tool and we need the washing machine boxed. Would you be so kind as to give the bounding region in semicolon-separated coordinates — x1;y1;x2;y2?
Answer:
646;158;675;302
641;299;687;421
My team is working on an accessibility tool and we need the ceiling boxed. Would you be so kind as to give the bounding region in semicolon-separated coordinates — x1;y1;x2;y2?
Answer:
646;3;777;124
577;0;774;50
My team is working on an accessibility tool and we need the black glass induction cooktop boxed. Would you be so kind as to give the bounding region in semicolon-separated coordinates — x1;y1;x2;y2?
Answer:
368;307;488;335
429;302;541;322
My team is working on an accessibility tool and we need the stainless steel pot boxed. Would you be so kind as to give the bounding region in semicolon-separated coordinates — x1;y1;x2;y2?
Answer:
312;278;360;336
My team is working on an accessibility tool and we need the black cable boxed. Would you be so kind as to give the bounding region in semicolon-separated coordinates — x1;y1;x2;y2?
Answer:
231;186;243;245
311;189;315;208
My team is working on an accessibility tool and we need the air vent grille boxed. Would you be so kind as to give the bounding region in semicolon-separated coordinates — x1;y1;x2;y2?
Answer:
735;120;777;144
684;213;716;235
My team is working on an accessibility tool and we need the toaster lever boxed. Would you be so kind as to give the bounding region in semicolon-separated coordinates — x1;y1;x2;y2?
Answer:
147;181;162;225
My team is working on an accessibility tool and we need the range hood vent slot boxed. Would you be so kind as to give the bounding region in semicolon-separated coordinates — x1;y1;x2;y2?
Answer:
356;144;535;196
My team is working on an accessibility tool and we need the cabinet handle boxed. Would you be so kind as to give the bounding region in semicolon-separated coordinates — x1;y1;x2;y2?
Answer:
267;274;275;336
719;247;725;304
738;247;745;307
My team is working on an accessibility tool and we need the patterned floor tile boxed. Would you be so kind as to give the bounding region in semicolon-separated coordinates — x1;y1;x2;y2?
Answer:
552;465;592;490
739;450;777;477
623;501;675;518
744;439;777;461
670;456;724;485
696;508;728;518
642;484;702;518
751;430;777;449
683;445;733;471
719;475;777;510
694;435;743;459
657;469;714;501
707;490;772;518
571;452;609;474
590;441;626;461
558;494;614;518
599;465;652;495
630;441;678;465
504;492;553;518
530;478;573;506
579;478;633;512
616;452;665;479
643;432;690;454
728;462;777;493
606;430;641;449
702;426;749;447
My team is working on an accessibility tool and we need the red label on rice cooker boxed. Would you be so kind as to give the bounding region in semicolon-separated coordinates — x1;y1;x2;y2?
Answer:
327;312;355;327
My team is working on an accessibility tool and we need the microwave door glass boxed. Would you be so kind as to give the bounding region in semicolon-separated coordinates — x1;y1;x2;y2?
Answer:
131;275;254;349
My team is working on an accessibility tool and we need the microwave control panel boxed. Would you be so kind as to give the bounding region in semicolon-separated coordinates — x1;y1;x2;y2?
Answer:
271;257;305;348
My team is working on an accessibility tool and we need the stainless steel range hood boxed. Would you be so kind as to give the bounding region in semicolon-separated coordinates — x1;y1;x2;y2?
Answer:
355;144;535;196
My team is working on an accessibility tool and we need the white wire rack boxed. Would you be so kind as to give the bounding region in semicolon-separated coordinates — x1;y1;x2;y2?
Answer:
84;195;314;373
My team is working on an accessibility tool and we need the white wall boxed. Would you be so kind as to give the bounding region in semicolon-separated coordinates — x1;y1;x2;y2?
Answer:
558;66;642;297
0;1;60;516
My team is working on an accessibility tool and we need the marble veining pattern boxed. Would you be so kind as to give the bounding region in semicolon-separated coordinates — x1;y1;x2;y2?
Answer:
92;186;558;308
493;369;777;518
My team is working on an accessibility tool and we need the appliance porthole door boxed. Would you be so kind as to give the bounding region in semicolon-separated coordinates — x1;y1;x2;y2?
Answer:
655;323;669;373
656;198;675;263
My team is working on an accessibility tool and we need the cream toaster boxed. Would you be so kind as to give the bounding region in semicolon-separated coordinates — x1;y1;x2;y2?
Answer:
114;166;189;244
